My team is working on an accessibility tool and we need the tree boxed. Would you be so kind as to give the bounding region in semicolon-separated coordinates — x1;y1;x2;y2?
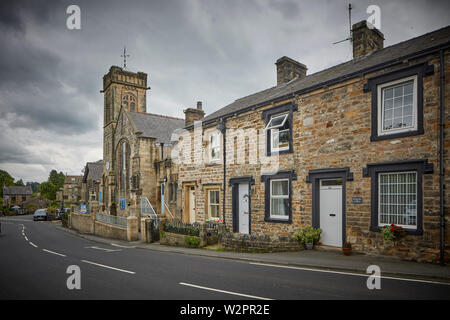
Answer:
40;170;65;200
48;170;65;190
26;182;41;193
40;181;57;200
15;179;24;186
0;170;15;198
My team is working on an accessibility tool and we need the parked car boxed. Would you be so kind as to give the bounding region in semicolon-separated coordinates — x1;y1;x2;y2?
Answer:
33;209;47;221
55;208;70;220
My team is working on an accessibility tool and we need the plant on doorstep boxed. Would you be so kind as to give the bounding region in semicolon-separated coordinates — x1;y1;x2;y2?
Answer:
342;241;352;256
293;226;322;250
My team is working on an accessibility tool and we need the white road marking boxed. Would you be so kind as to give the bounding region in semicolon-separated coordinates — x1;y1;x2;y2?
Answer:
42;249;66;257
24;236;28;241
85;246;121;252
179;282;274;300
110;243;135;249
249;262;450;286
29;242;38;248
81;260;136;274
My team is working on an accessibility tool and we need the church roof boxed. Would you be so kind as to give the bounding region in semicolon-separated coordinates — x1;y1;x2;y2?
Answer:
128;112;185;144
83;161;104;183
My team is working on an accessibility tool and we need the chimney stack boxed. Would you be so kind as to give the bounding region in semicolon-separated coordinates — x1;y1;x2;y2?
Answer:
184;101;205;126
352;20;384;59
275;56;307;85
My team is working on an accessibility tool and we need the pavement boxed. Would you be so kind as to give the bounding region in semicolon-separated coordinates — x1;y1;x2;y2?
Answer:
56;221;450;283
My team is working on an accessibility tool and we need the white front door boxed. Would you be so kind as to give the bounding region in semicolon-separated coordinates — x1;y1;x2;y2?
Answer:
189;188;195;223
319;179;343;247
238;183;249;234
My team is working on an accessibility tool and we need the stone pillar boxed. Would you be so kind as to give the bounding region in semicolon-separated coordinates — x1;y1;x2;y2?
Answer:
90;212;96;234
90;201;99;214
199;222;207;247
126;216;138;241
218;224;227;245
141;217;150;242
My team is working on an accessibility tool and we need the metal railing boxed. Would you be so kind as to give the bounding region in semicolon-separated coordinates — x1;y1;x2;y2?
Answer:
140;197;158;227
164;201;175;220
96;212;127;228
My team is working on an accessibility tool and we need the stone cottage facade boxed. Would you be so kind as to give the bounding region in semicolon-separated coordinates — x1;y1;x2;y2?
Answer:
3;186;32;208
173;21;450;263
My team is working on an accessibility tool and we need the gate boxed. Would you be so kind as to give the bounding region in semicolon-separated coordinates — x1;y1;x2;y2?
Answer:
140;197;160;242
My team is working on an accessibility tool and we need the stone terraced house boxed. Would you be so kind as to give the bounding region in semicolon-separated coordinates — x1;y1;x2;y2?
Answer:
173;21;450;263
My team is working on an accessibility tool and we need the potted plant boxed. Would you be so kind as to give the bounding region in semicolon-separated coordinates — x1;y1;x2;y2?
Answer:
381;224;406;242
294;226;322;250
342;241;352;255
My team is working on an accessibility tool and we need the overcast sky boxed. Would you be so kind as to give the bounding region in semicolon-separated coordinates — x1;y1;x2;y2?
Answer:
1;0;449;183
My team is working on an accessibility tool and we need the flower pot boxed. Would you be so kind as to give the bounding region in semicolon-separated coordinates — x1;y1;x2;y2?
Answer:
342;247;352;256
305;242;314;250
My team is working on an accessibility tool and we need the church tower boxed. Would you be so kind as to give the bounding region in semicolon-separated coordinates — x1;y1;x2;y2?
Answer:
101;66;149;173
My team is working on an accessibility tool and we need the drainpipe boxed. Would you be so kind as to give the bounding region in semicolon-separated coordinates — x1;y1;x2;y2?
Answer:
439;49;445;265
217;118;227;224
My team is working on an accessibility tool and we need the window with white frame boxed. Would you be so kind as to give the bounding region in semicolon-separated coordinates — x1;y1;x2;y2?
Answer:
210;132;221;161
377;76;417;136
208;189;220;218
265;113;290;152
378;171;417;228
270;178;289;220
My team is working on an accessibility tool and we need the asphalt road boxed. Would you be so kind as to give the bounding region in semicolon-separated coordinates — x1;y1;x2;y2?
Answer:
1;215;449;300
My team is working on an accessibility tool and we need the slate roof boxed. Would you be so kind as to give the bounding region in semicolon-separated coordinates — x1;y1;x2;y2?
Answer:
3;186;33;195
202;25;450;124
84;161;104;182
128;112;185;144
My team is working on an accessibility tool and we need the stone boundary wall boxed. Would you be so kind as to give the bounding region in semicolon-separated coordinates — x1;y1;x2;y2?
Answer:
160;231;201;248
70;212;95;234
94;220;127;241
219;232;303;253
69;212;137;242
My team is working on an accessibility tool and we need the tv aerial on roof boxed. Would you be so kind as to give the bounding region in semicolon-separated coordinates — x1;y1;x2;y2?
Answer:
333;3;353;45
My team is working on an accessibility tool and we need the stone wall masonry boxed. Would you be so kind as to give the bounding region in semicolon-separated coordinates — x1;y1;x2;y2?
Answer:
94;220;127;241
219;231;302;253
70;212;95;234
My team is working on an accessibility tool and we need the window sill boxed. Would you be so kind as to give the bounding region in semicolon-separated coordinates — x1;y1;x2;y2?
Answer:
370;129;424;141
370;225;423;235
264;217;291;224
267;149;293;156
